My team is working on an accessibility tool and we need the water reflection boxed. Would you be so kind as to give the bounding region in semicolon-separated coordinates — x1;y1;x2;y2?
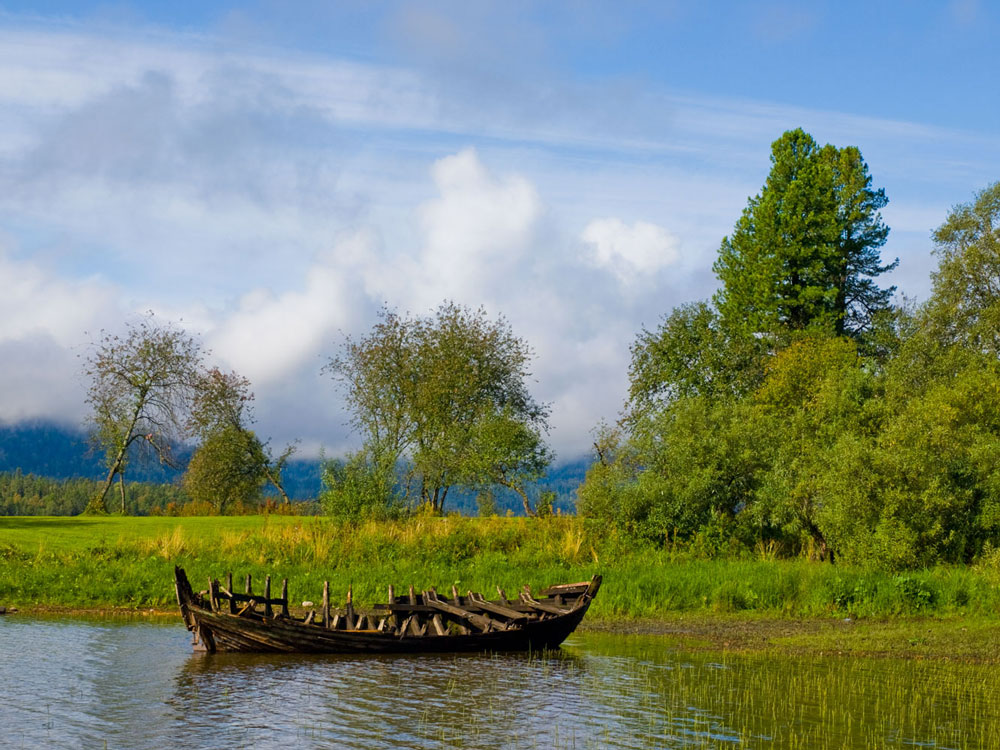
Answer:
2;617;998;749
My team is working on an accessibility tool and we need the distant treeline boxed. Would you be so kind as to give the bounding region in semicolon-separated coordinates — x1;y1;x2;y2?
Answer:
0;470;188;516
0;470;323;516
0;421;585;515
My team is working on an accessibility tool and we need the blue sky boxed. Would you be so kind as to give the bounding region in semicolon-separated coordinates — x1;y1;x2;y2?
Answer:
0;1;997;458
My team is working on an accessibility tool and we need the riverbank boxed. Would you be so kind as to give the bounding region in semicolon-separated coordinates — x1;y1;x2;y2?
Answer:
7;604;1000;663
3;515;999;629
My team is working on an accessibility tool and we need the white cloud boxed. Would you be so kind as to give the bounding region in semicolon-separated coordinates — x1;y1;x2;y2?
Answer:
0;18;994;460
0;246;121;424
0;248;115;347
581;217;680;284
206;231;376;385
415;148;541;301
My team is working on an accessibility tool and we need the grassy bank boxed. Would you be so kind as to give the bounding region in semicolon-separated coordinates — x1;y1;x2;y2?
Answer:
2;516;1000;623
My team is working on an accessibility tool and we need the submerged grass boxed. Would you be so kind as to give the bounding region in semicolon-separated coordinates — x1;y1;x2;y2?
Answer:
2;516;1000;628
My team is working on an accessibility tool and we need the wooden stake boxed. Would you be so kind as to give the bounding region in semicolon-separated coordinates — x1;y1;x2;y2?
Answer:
322;581;330;629
346;584;354;628
227;572;236;614
281;579;289;618
264;575;272;618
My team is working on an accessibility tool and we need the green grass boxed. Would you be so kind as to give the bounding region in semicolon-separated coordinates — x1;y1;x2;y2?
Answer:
2;515;1000;625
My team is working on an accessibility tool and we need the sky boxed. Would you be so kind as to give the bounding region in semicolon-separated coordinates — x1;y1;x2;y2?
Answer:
0;1;997;460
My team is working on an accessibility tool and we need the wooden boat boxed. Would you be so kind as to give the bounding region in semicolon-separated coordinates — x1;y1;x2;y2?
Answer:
174;566;601;654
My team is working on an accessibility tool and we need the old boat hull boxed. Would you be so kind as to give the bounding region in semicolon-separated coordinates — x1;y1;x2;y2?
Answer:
175;567;600;654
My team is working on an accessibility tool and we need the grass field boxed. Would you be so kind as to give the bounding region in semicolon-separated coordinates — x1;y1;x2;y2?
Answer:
3;515;1000;625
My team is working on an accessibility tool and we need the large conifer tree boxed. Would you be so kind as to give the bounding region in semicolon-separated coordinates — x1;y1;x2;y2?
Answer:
713;129;896;339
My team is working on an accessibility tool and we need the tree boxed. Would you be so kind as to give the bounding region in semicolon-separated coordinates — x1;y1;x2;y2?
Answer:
319;448;402;521
462;409;553;516
183;426;266;513
925;181;1000;355
713;129;896;339
188;368;295;504
83;314;202;514
628;302;768;416
326;302;551;513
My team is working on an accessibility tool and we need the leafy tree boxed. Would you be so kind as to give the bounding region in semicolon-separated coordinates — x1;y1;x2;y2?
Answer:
319;449;402;521
462;409;553;516
714;128;896;339
628;302;768;416
326;302;550;513
924;180;1000;355
183;426;266;513
83;314;202;514
188;368;295;504
750;336;879;560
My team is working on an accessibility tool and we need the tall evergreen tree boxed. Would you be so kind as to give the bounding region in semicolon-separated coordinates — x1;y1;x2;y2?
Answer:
713;129;896;339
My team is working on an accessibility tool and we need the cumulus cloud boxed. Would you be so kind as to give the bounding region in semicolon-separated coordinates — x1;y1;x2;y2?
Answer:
581;217;680;284
206;231;376;385
0;246;120;424
410;148;541;304
0;19;992;460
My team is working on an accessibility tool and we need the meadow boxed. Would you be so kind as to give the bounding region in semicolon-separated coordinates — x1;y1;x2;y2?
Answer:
3;515;1000;631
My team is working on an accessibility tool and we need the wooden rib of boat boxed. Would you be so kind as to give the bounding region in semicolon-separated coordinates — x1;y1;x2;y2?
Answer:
174;566;601;654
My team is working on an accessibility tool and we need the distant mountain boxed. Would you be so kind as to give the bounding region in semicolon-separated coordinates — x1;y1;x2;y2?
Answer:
0;420;589;511
0;420;319;497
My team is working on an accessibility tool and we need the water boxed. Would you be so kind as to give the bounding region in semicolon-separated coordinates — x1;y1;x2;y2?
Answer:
1;617;998;749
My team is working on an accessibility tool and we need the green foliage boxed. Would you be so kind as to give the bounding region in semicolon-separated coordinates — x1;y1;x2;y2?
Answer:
583;168;1000;569
319;450;404;521
925;180;1000;355
714;129;895;340
183;426;267;513
0;470;190;515
628;302;768;415
187;368;296;504
326;302;551;514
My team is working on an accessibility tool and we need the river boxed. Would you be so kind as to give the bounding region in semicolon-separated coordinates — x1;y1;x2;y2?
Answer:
1;616;998;749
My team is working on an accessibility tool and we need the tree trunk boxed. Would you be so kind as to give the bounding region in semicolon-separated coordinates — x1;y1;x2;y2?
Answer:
87;399;144;514
87;441;128;514
511;483;536;518
118;472;127;515
262;465;291;505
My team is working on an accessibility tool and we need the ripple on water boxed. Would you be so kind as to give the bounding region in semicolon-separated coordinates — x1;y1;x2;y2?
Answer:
1;621;998;749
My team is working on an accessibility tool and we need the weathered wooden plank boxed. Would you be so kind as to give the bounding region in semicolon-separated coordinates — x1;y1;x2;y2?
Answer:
467;591;530;622
227;573;236;613
281;579;289;618
245;573;252;597
424;590;497;632
264;575;272;618
431;614;447;636
539;581;592;597
345;584;355;629
519;592;568;616
322;581;331;629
